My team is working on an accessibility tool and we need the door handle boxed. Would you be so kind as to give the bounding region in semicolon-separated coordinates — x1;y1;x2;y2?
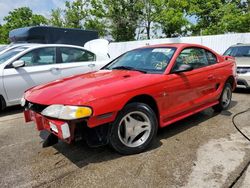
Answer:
88;64;96;68
50;67;60;71
208;75;215;80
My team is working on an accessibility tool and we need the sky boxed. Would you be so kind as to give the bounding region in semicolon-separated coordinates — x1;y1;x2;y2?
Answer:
0;0;74;24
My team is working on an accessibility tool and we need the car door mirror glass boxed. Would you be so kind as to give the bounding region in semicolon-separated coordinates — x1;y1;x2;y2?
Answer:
12;60;25;68
172;64;193;74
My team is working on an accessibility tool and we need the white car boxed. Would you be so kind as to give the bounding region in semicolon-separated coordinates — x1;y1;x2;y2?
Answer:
0;43;28;55
223;44;250;89
0;44;110;109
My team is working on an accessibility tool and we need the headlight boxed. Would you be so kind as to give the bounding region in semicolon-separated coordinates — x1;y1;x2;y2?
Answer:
41;105;92;120
20;97;26;107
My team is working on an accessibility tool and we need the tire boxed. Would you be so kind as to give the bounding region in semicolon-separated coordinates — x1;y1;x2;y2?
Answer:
0;96;6;111
109;102;158;155
213;83;232;112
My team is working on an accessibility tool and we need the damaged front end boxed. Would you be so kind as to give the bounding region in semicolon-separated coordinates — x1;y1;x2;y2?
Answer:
23;101;111;148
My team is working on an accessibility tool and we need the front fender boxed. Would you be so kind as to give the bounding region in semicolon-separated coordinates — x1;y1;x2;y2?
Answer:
87;93;128;128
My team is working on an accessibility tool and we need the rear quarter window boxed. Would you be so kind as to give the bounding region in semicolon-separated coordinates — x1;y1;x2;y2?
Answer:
206;51;217;65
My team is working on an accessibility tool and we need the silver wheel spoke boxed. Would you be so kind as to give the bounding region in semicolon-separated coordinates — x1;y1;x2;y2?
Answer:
133;125;150;140
222;87;231;107
123;118;133;143
118;111;152;148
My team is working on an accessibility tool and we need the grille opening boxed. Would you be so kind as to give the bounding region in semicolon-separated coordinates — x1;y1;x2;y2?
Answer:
237;80;246;86
26;102;48;113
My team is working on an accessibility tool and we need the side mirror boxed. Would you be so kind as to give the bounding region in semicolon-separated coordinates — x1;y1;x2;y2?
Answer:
12;60;25;68
171;64;193;74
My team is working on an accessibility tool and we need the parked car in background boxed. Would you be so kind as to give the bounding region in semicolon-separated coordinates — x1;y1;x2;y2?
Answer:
0;43;33;56
23;43;236;154
0;44;109;110
0;45;7;52
224;43;250;89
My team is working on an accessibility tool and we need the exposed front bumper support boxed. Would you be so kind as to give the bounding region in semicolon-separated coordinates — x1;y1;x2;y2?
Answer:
24;110;74;143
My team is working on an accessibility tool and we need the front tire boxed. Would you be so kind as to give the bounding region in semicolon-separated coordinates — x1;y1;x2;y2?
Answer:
213;83;232;112
109;102;158;155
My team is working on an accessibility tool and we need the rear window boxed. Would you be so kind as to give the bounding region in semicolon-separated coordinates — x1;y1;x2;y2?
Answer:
224;46;250;57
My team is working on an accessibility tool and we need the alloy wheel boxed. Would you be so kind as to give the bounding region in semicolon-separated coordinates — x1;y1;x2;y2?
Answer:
117;111;151;148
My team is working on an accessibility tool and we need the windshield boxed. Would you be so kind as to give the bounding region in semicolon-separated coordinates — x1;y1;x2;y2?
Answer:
0;47;28;64
104;47;176;73
0;45;7;52
223;46;250;57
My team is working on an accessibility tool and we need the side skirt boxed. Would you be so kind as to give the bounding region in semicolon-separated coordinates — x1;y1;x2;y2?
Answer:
161;101;219;128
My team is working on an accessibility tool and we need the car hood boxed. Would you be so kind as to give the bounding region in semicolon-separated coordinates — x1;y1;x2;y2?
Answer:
235;57;250;66
25;70;161;105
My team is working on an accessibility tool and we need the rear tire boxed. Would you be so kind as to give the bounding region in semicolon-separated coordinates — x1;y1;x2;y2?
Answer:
109;102;158;155
213;83;232;112
0;96;6;111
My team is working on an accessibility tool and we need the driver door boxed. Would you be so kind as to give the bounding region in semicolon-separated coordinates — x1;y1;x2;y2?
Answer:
162;47;213;121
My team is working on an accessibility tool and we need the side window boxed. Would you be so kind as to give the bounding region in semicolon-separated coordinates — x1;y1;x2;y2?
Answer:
59;47;96;63
19;48;56;66
173;48;209;71
206;50;217;65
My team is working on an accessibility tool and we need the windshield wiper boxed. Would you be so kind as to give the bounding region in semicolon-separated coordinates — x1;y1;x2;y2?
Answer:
112;66;147;73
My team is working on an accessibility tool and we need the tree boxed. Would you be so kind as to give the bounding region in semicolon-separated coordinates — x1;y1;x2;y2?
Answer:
136;0;157;40
84;0;108;36
154;0;190;37
64;0;88;28
4;7;47;29
189;0;250;35
50;8;64;27
0;25;8;44
1;7;47;43
48;0;250;40
89;0;142;41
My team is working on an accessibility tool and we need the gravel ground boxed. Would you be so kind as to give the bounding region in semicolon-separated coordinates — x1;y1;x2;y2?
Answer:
0;89;249;188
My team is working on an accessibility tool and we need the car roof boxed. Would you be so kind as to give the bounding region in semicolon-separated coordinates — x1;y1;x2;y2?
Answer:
139;43;209;49
229;43;250;47
12;43;87;49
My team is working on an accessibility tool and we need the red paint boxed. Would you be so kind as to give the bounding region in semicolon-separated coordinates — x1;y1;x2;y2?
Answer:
24;43;237;143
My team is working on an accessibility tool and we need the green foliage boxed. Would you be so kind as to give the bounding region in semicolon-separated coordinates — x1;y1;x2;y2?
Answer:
0;7;47;43
189;0;250;35
84;0;108;36
47;0;250;40
4;7;47;29
64;0;88;28
136;0;157;39
84;18;107;36
1;0;250;43
154;0;190;37
102;0;143;41
50;8;64;27
49;0;107;36
0;25;8;44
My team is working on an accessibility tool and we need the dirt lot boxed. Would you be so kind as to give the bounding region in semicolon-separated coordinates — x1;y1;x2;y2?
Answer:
0;90;250;188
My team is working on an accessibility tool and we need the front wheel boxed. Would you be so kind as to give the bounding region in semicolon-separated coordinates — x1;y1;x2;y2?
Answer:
213;83;232;112
109;102;158;155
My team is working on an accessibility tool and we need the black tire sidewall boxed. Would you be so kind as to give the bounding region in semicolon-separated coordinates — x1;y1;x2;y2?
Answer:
213;83;232;112
109;102;158;155
220;83;232;110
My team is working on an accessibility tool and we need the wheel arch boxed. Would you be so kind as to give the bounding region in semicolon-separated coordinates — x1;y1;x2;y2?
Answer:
125;94;160;124
225;75;236;90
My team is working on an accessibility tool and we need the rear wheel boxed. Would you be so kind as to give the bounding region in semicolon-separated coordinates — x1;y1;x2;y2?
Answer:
109;102;158;155
213;83;232;112
0;96;6;111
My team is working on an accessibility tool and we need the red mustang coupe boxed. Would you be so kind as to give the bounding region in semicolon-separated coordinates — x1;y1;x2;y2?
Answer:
23;43;236;154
